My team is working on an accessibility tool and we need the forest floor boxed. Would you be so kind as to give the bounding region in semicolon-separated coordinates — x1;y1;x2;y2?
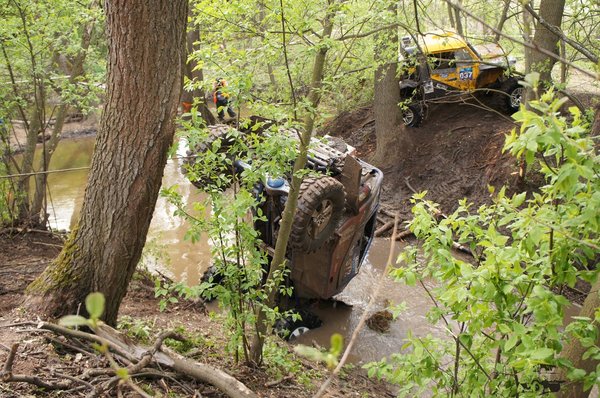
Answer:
1;92;597;397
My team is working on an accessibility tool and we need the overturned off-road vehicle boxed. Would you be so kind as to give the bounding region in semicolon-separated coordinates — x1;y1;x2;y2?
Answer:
182;123;383;317
399;31;523;127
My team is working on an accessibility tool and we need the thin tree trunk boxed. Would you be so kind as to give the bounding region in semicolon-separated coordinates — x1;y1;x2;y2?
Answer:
30;22;95;226
29;105;66;227
182;28;215;126
25;0;188;325
494;0;511;43
454;0;464;36
522;0;534;104
448;2;456;29
249;0;336;365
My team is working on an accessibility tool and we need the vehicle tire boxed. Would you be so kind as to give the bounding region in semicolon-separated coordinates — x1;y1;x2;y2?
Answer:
502;79;523;113
402;104;423;127
290;176;345;252
182;124;236;190
274;309;322;340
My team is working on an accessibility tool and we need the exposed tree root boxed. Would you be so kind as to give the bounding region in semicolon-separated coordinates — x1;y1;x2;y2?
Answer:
1;321;258;398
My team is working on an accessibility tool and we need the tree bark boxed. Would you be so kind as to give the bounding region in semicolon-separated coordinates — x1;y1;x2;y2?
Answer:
372;3;410;168
528;0;566;85
25;0;188;325
556;279;600;398
182;28;215;126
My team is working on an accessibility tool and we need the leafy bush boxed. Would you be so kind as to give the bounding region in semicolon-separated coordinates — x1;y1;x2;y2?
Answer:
366;85;599;397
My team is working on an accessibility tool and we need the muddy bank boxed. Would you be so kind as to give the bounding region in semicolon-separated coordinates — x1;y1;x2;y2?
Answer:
7;113;99;154
325;101;519;220
0;231;394;398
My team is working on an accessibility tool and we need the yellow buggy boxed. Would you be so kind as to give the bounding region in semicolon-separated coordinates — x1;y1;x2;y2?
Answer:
399;31;523;127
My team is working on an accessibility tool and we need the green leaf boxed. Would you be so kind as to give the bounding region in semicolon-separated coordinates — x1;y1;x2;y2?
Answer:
59;315;89;328
567;368;586;381
115;367;129;380
505;334;519;351
330;333;344;357
85;292;105;320
530;347;554;361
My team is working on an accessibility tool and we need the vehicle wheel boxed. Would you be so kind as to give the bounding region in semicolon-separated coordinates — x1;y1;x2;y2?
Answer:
402;104;423;127
182;125;236;190
274;309;322;340
290;176;345;252
502;79;523;113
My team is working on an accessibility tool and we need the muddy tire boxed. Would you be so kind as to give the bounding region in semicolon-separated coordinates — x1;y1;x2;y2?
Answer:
275;309;322;340
501;79;523;114
290;176;345;252
402;104;423;127
182;124;236;190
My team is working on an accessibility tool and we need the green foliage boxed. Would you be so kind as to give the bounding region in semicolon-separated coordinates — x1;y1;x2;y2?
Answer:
367;88;599;396
117;316;154;344
0;0;105;225
294;333;344;370
262;339;321;386
162;121;299;364
59;291;105;329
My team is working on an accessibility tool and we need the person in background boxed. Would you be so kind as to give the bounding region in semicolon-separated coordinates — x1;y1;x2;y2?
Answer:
213;78;236;121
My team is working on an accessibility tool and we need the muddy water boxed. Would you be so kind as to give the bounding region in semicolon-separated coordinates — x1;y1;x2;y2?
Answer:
40;136;211;285
294;238;445;364
35;136;444;365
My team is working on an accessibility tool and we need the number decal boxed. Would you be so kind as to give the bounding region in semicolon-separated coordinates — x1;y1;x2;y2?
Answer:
459;67;473;80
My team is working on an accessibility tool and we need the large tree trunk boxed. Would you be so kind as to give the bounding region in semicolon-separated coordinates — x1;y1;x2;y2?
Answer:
25;0;188;325
528;0;566;85
372;62;407;167
372;3;410;168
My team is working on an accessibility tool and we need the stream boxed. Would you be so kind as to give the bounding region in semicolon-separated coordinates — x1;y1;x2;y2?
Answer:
32;135;452;365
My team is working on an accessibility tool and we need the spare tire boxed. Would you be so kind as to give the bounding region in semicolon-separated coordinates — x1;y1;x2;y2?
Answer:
290;176;345;252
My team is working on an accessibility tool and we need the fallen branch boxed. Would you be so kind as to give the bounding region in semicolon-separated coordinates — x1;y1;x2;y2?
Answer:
265;373;293;387
96;324;258;398
395;229;414;241
404;176;418;194
1;343;71;390
375;220;395;237
4;321;258;398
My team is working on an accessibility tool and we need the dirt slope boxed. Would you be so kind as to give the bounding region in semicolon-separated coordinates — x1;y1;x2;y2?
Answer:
325;100;520;220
